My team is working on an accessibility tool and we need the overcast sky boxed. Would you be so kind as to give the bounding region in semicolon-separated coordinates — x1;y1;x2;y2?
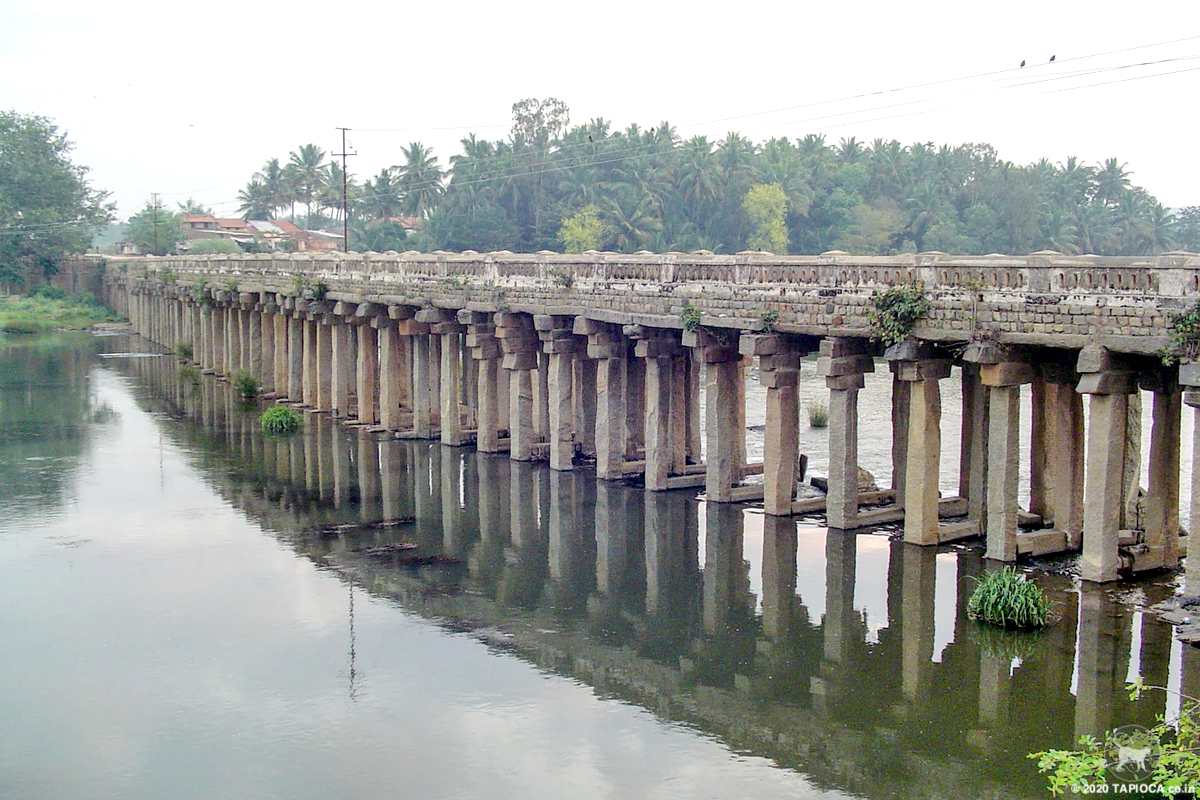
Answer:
2;0;1198;220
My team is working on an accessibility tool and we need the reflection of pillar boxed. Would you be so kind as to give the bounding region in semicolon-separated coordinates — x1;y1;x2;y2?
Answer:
440;446;464;555
761;516;798;641
900;545;937;701
823;531;858;665
331;418;351;507
703;504;746;635
978;647;1011;725
1075;585;1119;740
597;482;632;598
379;441;407;521
548;471;591;597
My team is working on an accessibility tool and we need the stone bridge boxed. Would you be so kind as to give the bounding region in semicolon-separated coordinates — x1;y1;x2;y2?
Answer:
97;249;1200;583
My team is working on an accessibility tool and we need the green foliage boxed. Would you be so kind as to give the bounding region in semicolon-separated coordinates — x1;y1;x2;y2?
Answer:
0;110;114;288
550;268;574;288
127;199;185;256
27;285;67;300
0;292;116;333
868;282;931;346
292;272;310;298
967;566;1051;628
223;278;239;294
186;238;243;255
808;401;828;428
743;183;789;253
558;205;605;252
176;342;193;361
178;365;200;384
1163;301;1200;366
1031;681;1200;795
681;303;702;332
159;268;177;284
232;370;258;400
310;281;328;302
261;405;302;434
760;309;779;332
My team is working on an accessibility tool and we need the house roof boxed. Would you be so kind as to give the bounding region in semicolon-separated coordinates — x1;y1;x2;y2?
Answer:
181;214;217;224
215;218;254;232
248;220;284;234
270;219;302;235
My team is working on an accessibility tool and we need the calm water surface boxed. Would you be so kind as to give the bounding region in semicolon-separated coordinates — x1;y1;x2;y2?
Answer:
0;333;1193;800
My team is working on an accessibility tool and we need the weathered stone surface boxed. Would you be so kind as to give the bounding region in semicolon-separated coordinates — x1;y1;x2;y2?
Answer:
980;362;1034;387
1076;371;1136;395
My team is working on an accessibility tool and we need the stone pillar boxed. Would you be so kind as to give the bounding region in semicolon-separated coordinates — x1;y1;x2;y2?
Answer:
624;353;646;461
331;318;353;417
1078;362;1136;582
894;357;951;546
961;363;990;527
589;327;628;480
258;307;274;393
412;333;435;438
225;305;240;377
574;356;598;458
300;314;319;407
535;350;551;441
1028;372;1049;518
497;313;539;461
356;324;378;425
273;312;289;396
643;352;674;491
461;311;500;452
437;323;467;446
199;305;214;371
315;319;333;412
378;321;405;431
1187;389;1200;590
547;351;576;471
1142;372;1182;571
287;313;304;402
1043;365;1085;547
744;335;802;516
818;338;874;529
892;376;911;505
683;328;741;503
981;361;1033;561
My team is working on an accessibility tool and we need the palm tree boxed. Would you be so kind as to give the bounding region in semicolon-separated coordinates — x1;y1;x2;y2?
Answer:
397;141;445;218
287;144;328;222
836;136;866;165
1144;202;1178;255
360;168;402;220
256;158;290;218
599;189;662;251
237;178;273;220
676;136;719;221
1095;158;1131;207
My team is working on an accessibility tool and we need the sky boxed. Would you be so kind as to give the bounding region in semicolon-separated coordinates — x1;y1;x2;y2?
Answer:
1;0;1198;221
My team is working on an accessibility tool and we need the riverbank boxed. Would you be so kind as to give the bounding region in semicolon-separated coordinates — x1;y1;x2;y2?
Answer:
0;288;121;333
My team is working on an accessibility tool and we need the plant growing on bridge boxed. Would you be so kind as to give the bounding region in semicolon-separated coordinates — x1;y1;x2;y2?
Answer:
310;281;328;302
292;272;310;298
681;303;702;332
549;268;573;288
178;365;200;385
760;309;779;332
232;370;258;401
967;566;1051;629
808;401;828;428
1163;301;1200;366
261;406;302;435
868;282;931;346
1030;679;1200;795
175;342;193;361
223;278;239;294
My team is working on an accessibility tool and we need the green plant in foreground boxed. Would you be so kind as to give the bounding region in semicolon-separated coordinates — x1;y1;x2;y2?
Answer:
233;370;258;401
261;406;302;434
967;566;1051;629
760;309;779;332
1031;679;1200;795
176;342;193;361
681;303;702;332
869;282;931;346
808;401;828;428
178;365;200;384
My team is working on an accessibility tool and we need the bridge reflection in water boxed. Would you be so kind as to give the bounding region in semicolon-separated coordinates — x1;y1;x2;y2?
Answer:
118;342;1198;800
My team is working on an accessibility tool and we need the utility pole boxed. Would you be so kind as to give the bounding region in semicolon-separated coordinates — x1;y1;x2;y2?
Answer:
334;128;356;252
151;192;161;255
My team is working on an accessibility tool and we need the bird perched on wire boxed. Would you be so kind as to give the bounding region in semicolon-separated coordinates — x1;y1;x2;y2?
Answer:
1020;60;1026;67
1049;54;1056;62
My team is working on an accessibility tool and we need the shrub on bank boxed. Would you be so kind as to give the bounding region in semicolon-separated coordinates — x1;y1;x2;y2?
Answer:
0;292;118;333
808;401;828;428
967;566;1051;628
261;406;302;434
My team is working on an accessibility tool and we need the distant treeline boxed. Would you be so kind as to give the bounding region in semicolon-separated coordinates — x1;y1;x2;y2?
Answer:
236;98;1200;256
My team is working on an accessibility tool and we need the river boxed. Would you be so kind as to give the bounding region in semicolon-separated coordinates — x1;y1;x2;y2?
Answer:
0;332;1191;799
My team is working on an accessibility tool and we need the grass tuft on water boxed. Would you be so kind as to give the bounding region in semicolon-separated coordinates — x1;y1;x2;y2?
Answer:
233;370;259;401
0;290;118;334
808;401;828;428
261;406;302;435
967;566;1051;629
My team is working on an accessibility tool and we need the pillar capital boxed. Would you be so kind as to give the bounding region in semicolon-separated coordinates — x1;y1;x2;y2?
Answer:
891;359;952;382
1076;370;1137;395
980;361;1034;387
817;353;874;378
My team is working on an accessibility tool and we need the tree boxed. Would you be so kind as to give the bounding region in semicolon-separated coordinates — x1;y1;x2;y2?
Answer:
743;183;789;253
127;198;184;255
1178;206;1200;253
176;198;211;214
287;144;328;221
558;205;605;252
397;141;444;218
0;110;113;287
237;178;273;220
